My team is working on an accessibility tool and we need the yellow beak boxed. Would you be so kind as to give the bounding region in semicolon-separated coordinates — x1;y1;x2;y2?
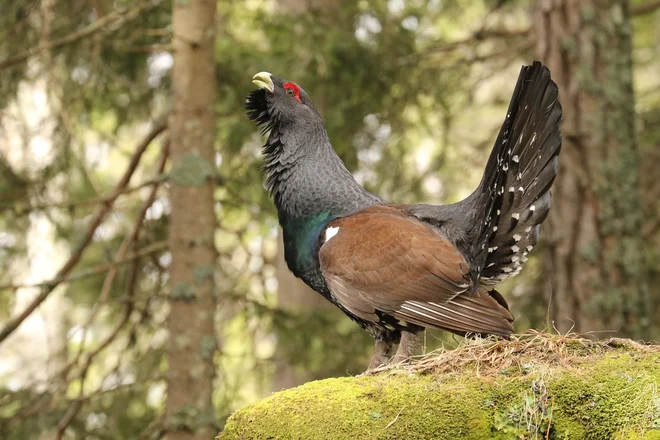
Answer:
252;72;274;93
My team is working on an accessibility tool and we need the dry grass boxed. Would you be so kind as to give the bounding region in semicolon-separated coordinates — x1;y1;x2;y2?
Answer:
369;330;660;378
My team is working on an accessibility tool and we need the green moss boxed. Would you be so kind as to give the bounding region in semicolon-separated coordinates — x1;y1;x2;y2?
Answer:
220;374;492;440
625;432;660;440
219;347;660;440
550;354;660;439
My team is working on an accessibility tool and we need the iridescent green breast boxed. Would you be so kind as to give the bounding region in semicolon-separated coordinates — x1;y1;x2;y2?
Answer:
281;212;333;278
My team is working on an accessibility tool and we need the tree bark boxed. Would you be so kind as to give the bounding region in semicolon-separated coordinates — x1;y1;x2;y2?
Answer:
166;0;218;438
535;0;650;337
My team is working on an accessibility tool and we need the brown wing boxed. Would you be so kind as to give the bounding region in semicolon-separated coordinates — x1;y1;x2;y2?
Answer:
319;205;514;337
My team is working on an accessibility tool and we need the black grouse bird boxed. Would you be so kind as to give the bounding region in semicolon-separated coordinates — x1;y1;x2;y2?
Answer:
247;62;562;369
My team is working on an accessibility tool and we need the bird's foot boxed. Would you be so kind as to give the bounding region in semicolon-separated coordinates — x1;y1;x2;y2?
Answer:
392;330;419;364
366;338;393;371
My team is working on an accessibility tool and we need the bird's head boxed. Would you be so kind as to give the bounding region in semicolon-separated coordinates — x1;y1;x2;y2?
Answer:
245;72;374;219
246;72;321;133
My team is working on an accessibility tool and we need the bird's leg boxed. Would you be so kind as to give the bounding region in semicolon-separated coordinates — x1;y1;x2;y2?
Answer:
393;330;419;364
367;338;393;370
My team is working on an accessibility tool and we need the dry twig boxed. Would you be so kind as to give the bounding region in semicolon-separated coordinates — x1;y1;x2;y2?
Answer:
367;330;659;377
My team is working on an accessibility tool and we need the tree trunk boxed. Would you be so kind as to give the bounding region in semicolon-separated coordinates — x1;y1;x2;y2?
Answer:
535;0;650;337
166;0;218;438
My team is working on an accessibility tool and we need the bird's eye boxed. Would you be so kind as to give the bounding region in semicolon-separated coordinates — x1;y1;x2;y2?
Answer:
283;82;302;102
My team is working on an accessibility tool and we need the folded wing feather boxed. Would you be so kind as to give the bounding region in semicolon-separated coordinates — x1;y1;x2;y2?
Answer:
319;204;514;337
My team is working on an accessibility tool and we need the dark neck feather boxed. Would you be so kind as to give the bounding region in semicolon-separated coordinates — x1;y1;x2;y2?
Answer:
263;120;381;223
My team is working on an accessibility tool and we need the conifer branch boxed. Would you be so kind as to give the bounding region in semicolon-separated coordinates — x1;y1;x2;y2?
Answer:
0;120;167;345
0;0;165;70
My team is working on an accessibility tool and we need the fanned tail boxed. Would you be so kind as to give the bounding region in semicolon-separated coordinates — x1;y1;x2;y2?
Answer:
472;61;562;284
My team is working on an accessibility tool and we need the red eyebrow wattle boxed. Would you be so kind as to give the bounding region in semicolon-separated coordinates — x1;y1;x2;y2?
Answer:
283;82;301;102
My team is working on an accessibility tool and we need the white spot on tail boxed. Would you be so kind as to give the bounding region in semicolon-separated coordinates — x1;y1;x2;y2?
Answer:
512;213;520;220
512;245;520;253
526;245;534;252
530;205;536;212
325;226;340;242
493;226;498;232
513;155;520;163
513;234;522;242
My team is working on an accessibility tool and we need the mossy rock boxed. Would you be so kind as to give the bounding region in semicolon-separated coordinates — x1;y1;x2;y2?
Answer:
218;334;660;440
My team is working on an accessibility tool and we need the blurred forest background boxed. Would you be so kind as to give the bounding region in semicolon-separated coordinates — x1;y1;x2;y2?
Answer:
0;0;658;438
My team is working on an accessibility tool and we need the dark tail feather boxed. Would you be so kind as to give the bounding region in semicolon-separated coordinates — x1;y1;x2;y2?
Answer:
471;61;562;284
